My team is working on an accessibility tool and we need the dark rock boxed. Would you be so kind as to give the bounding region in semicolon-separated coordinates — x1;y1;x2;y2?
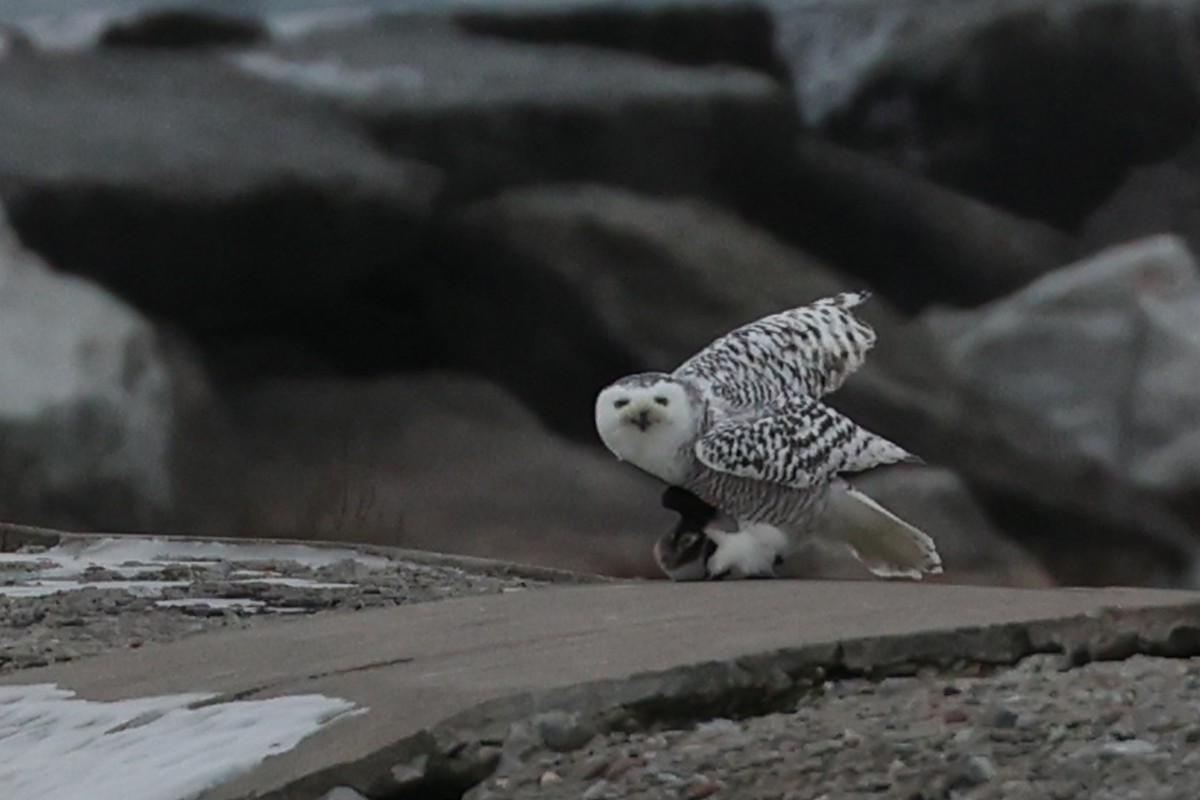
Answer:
0;49;442;379
454;2;791;84
534;711;596;752
752;136;1073;310
991;706;1020;728
943;708;969;724
100;9;267;50
213;374;668;578
234;15;795;204
0;208;211;531
1079;135;1200;257
814;0;1200;229
921;235;1200;586
443;183;963;446
0;25;31;58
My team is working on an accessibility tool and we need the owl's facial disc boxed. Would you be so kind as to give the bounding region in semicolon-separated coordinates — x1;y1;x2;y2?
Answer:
596;378;687;433
594;374;696;484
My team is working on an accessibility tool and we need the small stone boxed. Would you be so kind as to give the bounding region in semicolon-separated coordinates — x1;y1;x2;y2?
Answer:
535;710;596;752
991;707;1019;728
943;684;962;696
686;776;722;800
944;708;969;724
1184;725;1200;744
694;718;740;736
576;755;612;780
1101;739;1157;756
952;728;977;745
604;755;646;781
539;770;562;786
582;779;612;800
650;769;686;786
965;755;998;784
390;754;429;785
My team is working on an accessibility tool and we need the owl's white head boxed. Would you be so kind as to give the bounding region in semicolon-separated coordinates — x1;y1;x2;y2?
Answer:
594;373;698;485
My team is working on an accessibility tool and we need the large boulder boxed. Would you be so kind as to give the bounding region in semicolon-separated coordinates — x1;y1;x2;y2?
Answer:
99;9;267;50
440;183;963;452
922;235;1200;585
234;14;795;205
1079;135;1200;257
0;47;442;377
791;0;1200;229
0;209;211;531
454;2;791;84
217;374;667;578
752;136;1073;310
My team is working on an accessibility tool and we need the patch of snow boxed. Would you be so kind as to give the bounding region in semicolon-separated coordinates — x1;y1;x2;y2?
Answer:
777;5;909;124
0;536;387;600
231;577;356;589
4;536;390;575
0;683;359;800
0;580;189;599
153;598;267;611
268;8;374;40
234;53;425;97
15;10;112;50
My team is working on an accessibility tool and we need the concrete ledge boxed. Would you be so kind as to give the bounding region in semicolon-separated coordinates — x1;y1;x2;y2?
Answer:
3;580;1200;799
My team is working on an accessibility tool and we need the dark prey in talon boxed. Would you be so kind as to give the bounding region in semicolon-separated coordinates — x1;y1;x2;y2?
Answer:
661;486;718;529
655;487;721;581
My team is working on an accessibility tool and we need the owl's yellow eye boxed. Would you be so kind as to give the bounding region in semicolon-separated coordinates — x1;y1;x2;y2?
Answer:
654;396;670;406
614;398;630;409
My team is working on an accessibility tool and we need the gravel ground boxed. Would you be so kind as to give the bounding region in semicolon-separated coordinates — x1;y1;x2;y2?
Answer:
0;540;549;674
468;654;1200;800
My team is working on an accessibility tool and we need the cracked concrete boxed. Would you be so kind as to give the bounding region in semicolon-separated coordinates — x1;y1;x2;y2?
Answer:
2;580;1199;799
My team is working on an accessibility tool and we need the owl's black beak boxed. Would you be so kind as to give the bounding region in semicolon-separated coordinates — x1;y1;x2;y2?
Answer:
633;409;652;431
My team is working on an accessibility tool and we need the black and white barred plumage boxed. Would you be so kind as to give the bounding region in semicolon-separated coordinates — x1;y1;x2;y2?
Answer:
595;292;942;580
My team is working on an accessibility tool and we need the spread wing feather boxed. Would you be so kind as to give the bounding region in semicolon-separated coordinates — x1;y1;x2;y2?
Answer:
694;397;913;489
673;292;876;411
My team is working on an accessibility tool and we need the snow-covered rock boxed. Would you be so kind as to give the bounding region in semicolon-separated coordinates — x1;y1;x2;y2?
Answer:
0;210;204;529
926;235;1200;497
923;235;1200;585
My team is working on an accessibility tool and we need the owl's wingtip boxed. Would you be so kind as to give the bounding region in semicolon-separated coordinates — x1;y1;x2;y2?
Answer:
846;289;872;306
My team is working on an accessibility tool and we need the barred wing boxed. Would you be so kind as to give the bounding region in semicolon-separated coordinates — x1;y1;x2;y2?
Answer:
673;292;876;411
694;396;913;489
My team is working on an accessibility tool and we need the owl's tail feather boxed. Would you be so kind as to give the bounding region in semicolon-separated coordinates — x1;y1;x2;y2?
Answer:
820;483;943;580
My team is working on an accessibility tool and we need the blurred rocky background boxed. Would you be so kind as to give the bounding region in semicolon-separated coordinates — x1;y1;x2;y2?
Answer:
1;0;1199;588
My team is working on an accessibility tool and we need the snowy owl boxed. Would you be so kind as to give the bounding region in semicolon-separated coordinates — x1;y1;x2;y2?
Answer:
595;292;942;581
